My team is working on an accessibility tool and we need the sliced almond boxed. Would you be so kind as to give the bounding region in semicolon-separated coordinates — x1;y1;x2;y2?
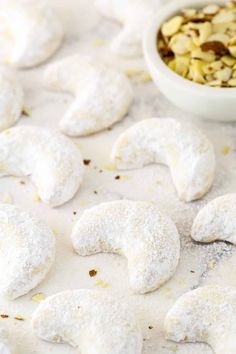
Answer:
167;58;189;77
213;22;236;35
214;67;232;81
169;33;192;55
168;59;176;71
227;1;236;9
203;60;223;74
207;79;222;87
207;33;230;45
189;59;205;83
198;22;212;45
175;60;189;77
221;55;236;66
212;10;235;24
203;5;220;15
161;16;184;37
191;48;216;62
229;36;236;46
205;74;215;81
229;46;236;58
228;78;236;86
181;8;197;19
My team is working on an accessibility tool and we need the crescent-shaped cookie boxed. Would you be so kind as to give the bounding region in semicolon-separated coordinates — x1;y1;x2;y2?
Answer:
0;126;84;207
32;289;143;354
44;54;133;136
0;0;63;68
111;118;215;202
71;200;180;294
0;204;55;299
165;286;236;354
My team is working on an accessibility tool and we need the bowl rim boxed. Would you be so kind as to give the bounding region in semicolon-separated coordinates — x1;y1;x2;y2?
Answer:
143;0;236;97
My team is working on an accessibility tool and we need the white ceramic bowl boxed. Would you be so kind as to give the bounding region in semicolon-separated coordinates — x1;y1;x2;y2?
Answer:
143;0;236;121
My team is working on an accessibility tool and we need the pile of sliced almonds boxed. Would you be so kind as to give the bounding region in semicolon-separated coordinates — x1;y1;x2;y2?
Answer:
158;2;236;87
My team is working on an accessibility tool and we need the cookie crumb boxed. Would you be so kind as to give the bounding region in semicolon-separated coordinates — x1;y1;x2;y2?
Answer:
89;269;97;277
14;316;24;321
0;314;9;319
222;145;231;155
32;194;41;202
31;293;45;303
83;159;91;166
22;107;31;117
95;278;109;288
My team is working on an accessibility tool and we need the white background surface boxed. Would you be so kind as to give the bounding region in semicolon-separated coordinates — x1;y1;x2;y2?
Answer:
1;0;236;353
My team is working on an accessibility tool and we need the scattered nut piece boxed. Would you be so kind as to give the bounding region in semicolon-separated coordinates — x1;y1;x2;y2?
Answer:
83;159;91;166
22;107;31;117
14;316;24;321
89;269;98;277
0;315;9;319
32;293;46;303
222;145;231;155
32;194;41;203
94;278;109;288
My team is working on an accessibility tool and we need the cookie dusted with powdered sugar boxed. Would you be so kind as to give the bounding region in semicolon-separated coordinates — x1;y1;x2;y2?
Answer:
165;286;236;354
95;0;161;57
0;204;55;300
71;200;180;294
111;118;215;202
0;0;63;68
192;194;236;244
0;67;24;132
44;54;133;136
0;127;84;207
32;289;143;354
